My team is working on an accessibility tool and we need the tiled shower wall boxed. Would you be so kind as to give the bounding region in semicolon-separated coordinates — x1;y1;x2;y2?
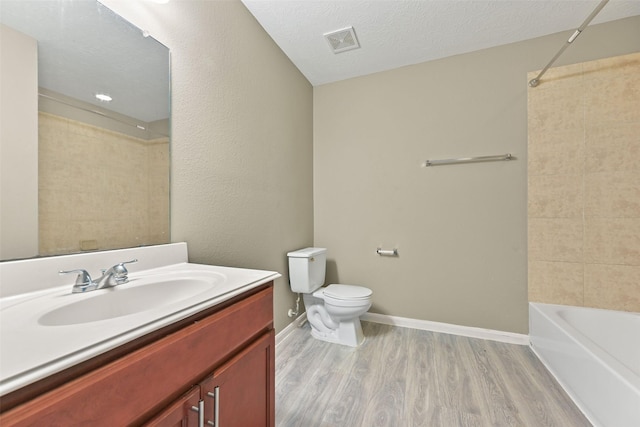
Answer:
528;52;640;312
38;112;170;256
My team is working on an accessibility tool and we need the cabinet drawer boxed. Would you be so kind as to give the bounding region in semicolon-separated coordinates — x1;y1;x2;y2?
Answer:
1;286;273;426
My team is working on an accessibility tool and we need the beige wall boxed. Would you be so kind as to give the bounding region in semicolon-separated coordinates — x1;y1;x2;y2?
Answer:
314;16;640;334
38;112;169;255
528;52;640;312
101;0;314;332
0;24;39;260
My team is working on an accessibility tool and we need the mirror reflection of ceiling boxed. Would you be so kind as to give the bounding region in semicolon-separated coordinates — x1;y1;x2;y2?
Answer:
0;0;169;123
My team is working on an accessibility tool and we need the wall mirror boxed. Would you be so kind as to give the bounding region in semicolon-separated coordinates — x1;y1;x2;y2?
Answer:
0;0;170;261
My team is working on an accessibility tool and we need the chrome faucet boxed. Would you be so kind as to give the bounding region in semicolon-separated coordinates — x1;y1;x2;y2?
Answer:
60;259;138;293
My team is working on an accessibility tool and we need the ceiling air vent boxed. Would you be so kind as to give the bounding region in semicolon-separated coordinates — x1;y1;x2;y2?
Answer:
324;26;360;54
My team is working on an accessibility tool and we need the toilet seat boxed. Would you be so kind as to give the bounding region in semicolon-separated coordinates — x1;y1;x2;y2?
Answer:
313;285;372;307
323;284;372;300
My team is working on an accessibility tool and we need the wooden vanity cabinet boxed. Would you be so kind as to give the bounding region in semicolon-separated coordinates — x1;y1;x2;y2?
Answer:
147;331;274;427
145;386;201;427
0;284;275;427
208;330;274;426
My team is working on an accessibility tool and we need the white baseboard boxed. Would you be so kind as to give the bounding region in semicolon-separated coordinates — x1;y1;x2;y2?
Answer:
361;312;529;346
276;312;529;347
275;313;308;348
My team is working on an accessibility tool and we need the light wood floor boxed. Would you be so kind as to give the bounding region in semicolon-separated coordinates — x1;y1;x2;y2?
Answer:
275;321;591;427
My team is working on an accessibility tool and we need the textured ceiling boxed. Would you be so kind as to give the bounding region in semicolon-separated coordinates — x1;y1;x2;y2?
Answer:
241;0;640;86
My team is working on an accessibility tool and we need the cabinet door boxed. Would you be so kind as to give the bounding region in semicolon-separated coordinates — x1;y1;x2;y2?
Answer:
144;386;201;427
205;331;275;427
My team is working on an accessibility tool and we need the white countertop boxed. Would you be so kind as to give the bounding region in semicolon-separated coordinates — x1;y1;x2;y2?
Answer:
0;245;280;396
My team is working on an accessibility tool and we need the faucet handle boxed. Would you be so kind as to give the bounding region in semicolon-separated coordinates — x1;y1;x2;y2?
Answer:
59;268;92;284
113;259;138;276
59;269;97;293
106;259;138;285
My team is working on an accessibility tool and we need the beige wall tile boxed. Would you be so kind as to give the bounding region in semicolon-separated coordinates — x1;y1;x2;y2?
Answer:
527;63;583;90
39;220;73;256
38;189;70;221
528;52;640;308
585;171;640;218
582;53;640;82
528;261;583;305
584;218;640;265
528;218;583;263
38;112;68;138
528;130;584;176
585;122;640;173
528;174;582;218
39;114;170;255
585;263;640;312
584;66;640;125
528;84;584;133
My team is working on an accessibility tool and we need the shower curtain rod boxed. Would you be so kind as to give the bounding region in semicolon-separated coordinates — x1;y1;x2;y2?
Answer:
38;92;168;137
529;0;609;87
39;92;145;131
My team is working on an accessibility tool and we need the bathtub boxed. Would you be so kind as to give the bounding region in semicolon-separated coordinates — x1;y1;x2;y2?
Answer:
529;303;640;427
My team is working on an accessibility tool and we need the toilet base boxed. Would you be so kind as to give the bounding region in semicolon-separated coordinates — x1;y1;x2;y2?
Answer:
309;317;365;347
302;292;370;347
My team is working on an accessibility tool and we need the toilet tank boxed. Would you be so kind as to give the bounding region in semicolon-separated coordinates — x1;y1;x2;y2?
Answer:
287;247;327;293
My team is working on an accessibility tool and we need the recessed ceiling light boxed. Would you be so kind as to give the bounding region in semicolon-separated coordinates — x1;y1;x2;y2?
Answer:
95;93;112;102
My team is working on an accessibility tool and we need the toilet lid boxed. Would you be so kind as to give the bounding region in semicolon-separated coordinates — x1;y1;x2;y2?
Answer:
323;284;372;300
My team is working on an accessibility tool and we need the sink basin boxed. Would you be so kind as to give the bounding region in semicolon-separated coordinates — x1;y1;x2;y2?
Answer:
38;277;216;326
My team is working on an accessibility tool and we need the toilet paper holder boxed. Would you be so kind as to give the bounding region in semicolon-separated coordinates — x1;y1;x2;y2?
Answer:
376;248;398;257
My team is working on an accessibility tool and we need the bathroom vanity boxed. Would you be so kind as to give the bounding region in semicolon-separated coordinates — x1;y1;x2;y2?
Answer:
0;243;279;426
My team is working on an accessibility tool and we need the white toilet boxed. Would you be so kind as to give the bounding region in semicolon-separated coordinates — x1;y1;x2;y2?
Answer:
287;247;372;347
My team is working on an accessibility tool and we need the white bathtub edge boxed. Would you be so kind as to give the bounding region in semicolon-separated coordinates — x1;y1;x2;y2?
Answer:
529;302;640;427
529;337;600;427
